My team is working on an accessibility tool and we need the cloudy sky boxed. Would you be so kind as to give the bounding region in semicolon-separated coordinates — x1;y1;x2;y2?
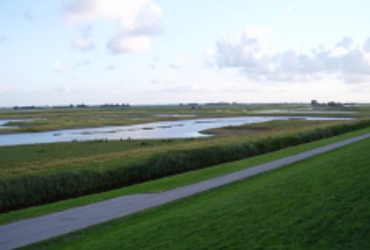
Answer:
0;0;369;106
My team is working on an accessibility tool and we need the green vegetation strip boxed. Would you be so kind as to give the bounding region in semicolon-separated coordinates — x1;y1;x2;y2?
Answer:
1;126;370;225
21;132;370;250
1;120;370;212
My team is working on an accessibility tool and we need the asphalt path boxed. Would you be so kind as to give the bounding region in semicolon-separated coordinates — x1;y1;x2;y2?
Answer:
1;133;370;250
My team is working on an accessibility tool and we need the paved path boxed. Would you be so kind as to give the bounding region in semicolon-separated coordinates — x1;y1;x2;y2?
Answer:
1;133;370;250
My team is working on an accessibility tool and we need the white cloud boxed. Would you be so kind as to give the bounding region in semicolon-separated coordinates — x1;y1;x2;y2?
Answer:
155;85;201;94
71;25;94;51
329;47;349;57
107;34;152;53
149;77;178;86
341;74;370;84
54;61;70;76
72;37;94;51
63;0;162;53
0;84;10;94
242;26;270;39
63;0;148;23
363;37;370;53
207;29;370;84
336;36;353;49
55;86;72;93
123;2;162;36
350;82;370;93
206;26;270;69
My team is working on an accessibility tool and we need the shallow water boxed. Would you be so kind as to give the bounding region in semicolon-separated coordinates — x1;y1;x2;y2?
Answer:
0;116;348;146
0;118;43;130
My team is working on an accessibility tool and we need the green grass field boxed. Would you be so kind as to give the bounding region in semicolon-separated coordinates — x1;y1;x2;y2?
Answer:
1;105;370;225
1;126;369;225
1;118;370;213
20;132;370;250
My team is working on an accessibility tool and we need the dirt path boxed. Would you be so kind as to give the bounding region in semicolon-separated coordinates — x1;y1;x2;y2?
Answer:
1;133;370;250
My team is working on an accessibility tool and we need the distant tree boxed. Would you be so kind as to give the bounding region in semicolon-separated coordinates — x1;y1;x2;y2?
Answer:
328;101;343;108
311;100;319;106
77;103;86;108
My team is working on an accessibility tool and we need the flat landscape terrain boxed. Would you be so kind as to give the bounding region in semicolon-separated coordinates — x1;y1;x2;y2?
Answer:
1;104;370;249
0;103;367;133
4;1;370;249
18;132;370;250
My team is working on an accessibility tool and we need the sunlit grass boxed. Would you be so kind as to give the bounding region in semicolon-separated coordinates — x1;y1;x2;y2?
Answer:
1;126;370;225
2;119;369;212
20;133;370;250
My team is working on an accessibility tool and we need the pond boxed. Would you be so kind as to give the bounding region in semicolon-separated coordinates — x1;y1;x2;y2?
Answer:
0;116;348;146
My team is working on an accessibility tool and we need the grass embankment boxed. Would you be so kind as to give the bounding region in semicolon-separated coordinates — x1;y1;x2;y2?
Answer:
1;125;370;225
1;119;370;213
21;133;370;250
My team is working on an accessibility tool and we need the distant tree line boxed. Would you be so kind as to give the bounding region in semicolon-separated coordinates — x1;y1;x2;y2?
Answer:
13;103;130;110
179;102;246;107
311;100;346;108
99;103;130;108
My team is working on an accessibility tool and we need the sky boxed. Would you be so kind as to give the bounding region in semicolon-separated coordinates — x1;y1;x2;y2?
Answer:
0;0;369;106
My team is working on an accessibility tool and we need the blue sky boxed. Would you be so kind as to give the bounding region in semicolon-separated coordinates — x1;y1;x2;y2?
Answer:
0;0;369;106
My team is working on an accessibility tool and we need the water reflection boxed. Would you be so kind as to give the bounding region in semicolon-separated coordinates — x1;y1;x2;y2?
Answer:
0;116;348;146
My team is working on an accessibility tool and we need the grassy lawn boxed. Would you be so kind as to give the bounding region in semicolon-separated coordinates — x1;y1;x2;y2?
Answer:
21;133;370;250
1;126;370;225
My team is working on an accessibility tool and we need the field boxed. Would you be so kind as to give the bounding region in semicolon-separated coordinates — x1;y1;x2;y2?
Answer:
1;104;370;249
1;104;370;213
3;118;369;212
0;119;354;179
2;126;370;225
20;130;370;250
0;103;366;133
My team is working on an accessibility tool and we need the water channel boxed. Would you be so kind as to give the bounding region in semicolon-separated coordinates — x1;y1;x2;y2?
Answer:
0;116;348;147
